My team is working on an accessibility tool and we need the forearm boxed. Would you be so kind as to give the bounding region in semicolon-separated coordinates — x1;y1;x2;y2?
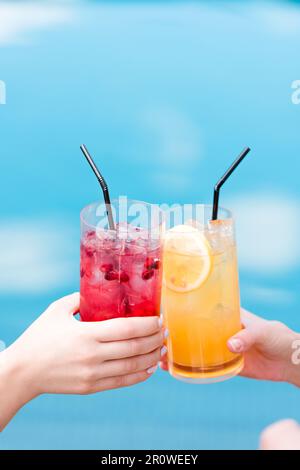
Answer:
0;348;36;431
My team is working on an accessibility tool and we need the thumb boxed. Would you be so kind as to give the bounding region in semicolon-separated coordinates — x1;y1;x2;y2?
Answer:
227;325;262;353
48;292;80;317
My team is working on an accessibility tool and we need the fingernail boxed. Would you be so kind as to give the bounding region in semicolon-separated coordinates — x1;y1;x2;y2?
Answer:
228;338;243;353
160;346;167;356
147;365;158;375
159;361;168;371
164;329;169;339
158;317;163;328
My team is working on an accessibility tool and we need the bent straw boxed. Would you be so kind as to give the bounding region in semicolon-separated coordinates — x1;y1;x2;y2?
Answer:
212;147;251;221
80;144;116;231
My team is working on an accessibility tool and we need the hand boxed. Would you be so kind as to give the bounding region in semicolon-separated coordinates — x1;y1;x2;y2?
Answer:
227;309;300;385
260;420;300;450
0;293;164;430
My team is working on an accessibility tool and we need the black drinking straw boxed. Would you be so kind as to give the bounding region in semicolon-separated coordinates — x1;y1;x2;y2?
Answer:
212;147;251;221
80;144;116;231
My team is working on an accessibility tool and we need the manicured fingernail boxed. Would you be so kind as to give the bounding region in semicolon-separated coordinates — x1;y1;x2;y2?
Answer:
160;346;167;356
228;338;243;353
147;365;158;375
164;329;169;339
158;317;163;328
159;361;168;371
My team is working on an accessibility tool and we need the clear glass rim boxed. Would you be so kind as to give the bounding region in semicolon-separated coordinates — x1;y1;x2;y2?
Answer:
163;204;233;219
80;198;164;231
80;201;232;232
163;204;233;230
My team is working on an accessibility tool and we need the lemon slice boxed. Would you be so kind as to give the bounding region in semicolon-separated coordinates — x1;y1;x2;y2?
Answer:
163;225;212;292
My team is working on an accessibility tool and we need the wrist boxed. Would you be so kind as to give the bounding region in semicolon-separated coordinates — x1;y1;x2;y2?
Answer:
0;346;38;430
285;331;300;388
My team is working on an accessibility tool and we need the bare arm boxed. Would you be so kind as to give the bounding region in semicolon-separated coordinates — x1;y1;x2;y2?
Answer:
0;293;164;431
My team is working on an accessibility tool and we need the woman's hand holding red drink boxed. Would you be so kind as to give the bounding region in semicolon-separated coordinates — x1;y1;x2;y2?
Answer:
0;292;165;431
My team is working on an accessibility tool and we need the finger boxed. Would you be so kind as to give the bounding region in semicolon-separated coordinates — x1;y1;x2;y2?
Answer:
260;420;300;450
83;316;161;342
100;330;164;360
48;292;80;316
159;348;168;371
240;308;266;327
89;370;152;394
227;317;267;354
227;329;256;353
96;347;161;379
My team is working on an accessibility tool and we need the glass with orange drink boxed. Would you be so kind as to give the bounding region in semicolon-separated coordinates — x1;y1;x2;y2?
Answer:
162;205;244;383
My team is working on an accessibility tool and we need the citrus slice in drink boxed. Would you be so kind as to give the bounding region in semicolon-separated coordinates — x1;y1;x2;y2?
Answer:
163;224;212;292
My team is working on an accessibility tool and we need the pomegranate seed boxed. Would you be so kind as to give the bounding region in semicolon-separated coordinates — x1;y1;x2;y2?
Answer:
85;247;95;258
86;230;95;238
105;270;118;281
100;263;113;273
152;259;160;270
120;271;130;283
144;257;160;270
144;257;154;269
123;298;132;315
142;269;154;280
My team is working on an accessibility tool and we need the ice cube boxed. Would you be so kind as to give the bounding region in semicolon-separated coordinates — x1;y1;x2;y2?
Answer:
117;222;129;238
206;219;234;253
89;268;104;286
99;281;124;313
209;303;233;327
185;219;205;231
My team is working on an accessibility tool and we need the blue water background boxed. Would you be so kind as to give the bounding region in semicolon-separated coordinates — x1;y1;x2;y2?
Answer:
0;0;300;449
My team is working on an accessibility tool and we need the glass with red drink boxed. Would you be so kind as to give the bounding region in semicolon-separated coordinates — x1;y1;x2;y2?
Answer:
80;198;164;321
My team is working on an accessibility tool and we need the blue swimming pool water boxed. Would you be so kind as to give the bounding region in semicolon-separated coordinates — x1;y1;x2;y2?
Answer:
0;0;300;449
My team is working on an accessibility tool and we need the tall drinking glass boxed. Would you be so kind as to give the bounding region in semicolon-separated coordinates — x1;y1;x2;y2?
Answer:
80;198;164;321
162;205;244;383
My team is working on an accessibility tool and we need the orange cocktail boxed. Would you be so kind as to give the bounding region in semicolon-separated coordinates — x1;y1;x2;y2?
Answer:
162;206;244;383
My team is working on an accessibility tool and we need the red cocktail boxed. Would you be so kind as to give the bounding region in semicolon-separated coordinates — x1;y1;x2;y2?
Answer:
80;200;163;321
